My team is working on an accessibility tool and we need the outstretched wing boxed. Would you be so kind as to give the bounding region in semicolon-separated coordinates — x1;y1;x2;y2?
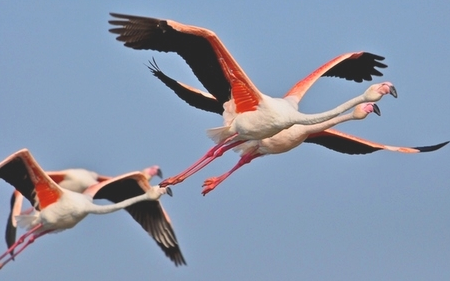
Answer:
305;129;449;154
284;52;387;102
109;13;231;104
90;172;186;266
322;52;386;82
147;59;224;114
109;13;262;114
0;149;62;211
147;53;387;116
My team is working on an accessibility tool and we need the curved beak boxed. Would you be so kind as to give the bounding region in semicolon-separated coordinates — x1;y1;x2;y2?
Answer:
156;168;163;179
373;104;381;116
166;187;173;197
389;85;398;98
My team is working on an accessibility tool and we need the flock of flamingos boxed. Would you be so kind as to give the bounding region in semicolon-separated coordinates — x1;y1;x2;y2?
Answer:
0;13;448;269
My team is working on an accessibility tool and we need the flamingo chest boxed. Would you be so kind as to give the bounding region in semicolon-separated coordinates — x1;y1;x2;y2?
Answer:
258;126;308;154
232;99;298;140
40;193;90;229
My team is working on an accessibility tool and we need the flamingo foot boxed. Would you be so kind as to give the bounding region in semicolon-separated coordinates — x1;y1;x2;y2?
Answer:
159;176;184;187
201;177;222;196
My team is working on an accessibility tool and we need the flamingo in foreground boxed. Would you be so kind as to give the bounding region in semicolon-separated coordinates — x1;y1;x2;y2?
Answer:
203;101;381;194
109;13;396;186
5;166;186;266
0;149;178;268
146;63;448;194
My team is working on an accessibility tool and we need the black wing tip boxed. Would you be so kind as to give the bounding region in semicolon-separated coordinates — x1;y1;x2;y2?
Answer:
172;255;187;266
414;141;449;152
108;13;129;26
363;52;385;60
109;12;134;19
160;242;187;266
322;51;388;82
109;12;158;23
145;57;161;75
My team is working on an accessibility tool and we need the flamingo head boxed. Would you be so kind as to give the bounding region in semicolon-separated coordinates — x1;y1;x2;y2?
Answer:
142;165;163;180
363;82;397;102
147;184;173;199
353;102;381;119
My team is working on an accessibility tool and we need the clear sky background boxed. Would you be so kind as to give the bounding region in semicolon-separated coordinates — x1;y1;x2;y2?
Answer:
1;1;449;280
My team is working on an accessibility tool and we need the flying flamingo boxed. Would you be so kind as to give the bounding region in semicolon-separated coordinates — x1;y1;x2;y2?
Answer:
109;13;396;186
145;62;448;194
0;149;178;268
5;166;162;243
4;166;186;266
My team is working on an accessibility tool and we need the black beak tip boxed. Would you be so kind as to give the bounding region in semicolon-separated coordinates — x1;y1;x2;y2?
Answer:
157;169;163;179
389;85;398;98
373;104;381;116
166;187;173;197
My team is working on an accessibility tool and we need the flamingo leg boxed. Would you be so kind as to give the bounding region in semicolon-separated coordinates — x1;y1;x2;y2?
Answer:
201;150;261;195
0;228;53;269
178;140;247;183
160;134;244;186
0;223;46;268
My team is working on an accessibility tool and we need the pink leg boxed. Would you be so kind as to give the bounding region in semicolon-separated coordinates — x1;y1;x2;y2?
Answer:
201;151;261;196
0;224;42;261
0;224;48;268
159;134;244;187
0;227;53;269
177;140;247;182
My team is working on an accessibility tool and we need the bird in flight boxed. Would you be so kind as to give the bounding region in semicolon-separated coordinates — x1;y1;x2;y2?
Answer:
109;13;396;187
145;60;447;194
0;149;181;268
5;165;186;266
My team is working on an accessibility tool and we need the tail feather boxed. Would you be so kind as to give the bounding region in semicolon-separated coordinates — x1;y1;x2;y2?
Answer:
206;126;232;144
15;214;38;230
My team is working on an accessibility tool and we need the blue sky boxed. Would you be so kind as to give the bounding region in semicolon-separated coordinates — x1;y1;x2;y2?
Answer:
1;1;449;280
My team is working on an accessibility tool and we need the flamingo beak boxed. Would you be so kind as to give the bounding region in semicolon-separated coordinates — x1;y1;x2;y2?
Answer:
156;168;163;179
166;187;173;197
373;104;381;116
389;85;398;98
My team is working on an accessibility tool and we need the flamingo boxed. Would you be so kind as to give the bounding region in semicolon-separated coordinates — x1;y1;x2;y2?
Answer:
145;62;448;194
4;166;186;266
109;13;396;186
0;149;181;268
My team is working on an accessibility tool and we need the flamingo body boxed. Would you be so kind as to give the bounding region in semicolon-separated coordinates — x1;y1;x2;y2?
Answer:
109;14;396;186
0;149;184;268
4;164;185;266
145;61;447;194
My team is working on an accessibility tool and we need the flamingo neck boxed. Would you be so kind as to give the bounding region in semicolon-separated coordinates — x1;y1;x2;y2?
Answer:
294;94;366;125
85;193;149;214
302;112;356;135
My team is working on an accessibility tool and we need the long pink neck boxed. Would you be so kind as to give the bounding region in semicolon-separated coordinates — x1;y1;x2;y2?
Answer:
301;111;358;135
293;94;366;125
85;193;150;214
